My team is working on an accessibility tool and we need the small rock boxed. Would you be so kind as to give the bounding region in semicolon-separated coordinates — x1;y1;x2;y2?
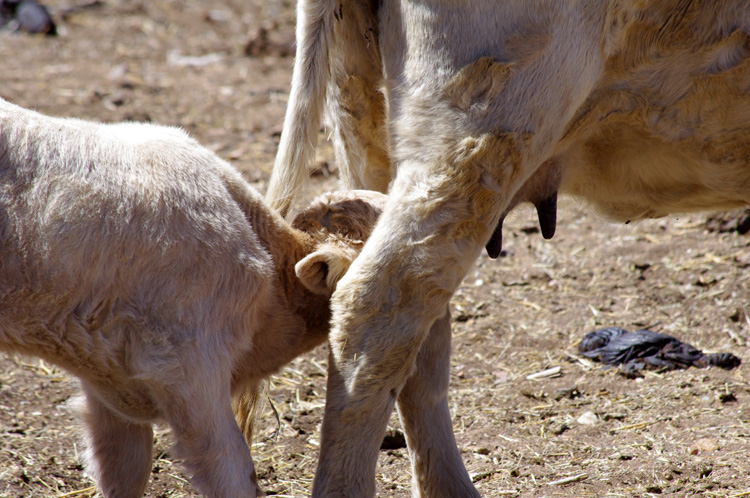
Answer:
493;370;509;384
577;411;598;425
203;9;230;22
688;438;719;455
2;0;57;35
107;63;128;81
735;253;750;268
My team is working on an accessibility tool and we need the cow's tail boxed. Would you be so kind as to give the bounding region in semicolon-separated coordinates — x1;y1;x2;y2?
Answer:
265;0;336;217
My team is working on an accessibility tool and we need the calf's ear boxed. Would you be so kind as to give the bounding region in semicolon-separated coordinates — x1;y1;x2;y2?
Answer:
295;244;357;295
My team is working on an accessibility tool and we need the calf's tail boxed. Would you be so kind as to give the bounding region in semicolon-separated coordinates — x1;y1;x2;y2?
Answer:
232;381;267;447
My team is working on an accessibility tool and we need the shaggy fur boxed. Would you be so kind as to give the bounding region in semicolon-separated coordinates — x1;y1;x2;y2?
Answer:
0;98;386;498
266;1;750;497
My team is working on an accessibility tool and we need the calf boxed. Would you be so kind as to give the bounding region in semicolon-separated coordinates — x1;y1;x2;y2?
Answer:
266;1;750;496
0;98;385;498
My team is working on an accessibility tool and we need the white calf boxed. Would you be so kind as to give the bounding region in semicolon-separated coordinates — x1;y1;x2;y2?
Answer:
0;98;385;498
266;1;750;496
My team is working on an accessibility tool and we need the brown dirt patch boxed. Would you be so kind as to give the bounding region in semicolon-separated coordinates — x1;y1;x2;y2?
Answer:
1;1;748;497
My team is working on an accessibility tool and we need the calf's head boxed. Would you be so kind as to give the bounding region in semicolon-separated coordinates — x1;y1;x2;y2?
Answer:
293;190;387;295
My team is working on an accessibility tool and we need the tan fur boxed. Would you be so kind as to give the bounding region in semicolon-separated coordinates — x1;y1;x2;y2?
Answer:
444;57;513;113
268;1;750;497
0;98;386;498
265;0;390;215
335;74;392;192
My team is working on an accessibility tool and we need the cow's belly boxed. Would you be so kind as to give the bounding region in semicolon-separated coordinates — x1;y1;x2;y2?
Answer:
558;119;750;221
557;42;750;221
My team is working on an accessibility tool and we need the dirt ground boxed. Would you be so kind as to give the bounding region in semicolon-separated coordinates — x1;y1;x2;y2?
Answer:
1;1;749;497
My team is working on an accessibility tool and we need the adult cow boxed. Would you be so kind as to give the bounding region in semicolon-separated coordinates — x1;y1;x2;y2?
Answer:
267;1;750;496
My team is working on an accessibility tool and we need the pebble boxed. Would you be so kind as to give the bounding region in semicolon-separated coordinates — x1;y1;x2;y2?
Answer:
577;411;598;425
688;438;719;455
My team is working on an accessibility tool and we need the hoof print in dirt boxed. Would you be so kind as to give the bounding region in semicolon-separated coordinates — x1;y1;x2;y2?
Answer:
578;327;741;376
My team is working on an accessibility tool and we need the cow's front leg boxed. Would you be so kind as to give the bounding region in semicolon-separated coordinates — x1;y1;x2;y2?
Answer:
312;135;514;497
398;308;480;498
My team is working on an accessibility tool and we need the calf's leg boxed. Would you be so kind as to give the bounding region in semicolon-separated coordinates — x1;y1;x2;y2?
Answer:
78;385;154;498
157;371;262;498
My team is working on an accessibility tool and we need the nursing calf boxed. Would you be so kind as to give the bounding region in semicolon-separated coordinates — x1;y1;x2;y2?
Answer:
267;1;750;496
0;98;385;498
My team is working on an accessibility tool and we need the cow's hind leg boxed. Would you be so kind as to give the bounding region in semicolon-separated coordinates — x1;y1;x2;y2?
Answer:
327;0;391;193
313;136;507;497
78;385;154;498
398;308;480;498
